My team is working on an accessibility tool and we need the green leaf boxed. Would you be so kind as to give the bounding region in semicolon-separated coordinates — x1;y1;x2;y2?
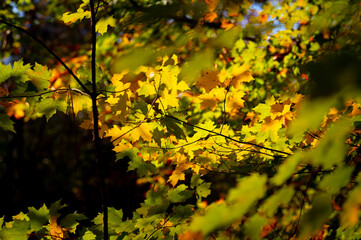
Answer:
167;184;193;203
27;204;49;232
261;187;295;217
11;60;31;82
244;214;268;240
254;103;271;120
96;16;116;35
298;193;332;239
311;119;352;169
191;119;216;140
227;174;267;205
196;182;211;198
161;117;187;139
319;166;354;195
309;42;320;51
0;114;15;132
60;212;86;233
271;151;303;186
82;230;97;240
49;200;67;218
0;62;12;84
27;63;51;90
288;98;337;136
180;49;215;85
190;204;231;235
108;207;123;229
36;98;67;120
112;48;156;72
0;220;31;240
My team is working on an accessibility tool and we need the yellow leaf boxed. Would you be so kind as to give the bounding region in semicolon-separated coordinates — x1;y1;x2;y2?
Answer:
168;168;185;187
226;89;245;116
136;123;153;142
113;141;133;152
228;64;254;89
158;90;179;109
96;16;116;35
68;93;92;114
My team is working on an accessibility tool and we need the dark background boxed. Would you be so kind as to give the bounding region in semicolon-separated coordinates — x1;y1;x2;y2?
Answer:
0;113;146;221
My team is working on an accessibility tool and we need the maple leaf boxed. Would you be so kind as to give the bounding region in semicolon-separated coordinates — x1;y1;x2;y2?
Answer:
196;70;220;92
0;114;15;132
96;16;116;35
68;92;92;114
50;216;69;240
190;119;216;141
27;63;52;90
226;64;254;89
226;89;245;116
199;93;218;111
0;62;12;84
61;9;90;25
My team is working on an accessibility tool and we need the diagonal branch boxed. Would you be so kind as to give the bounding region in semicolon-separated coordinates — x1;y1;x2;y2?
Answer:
0;18;92;97
162;113;291;156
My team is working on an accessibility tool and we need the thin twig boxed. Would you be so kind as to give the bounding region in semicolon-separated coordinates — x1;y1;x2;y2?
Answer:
162;113;291;156
0;18;92;97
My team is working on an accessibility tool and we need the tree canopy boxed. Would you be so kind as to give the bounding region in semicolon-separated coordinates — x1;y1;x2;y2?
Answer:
1;0;361;239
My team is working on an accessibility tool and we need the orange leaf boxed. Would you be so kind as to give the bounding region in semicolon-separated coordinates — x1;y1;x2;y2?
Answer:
205;0;218;11
196;70;220;92
50;216;68;240
221;19;234;30
204;11;218;23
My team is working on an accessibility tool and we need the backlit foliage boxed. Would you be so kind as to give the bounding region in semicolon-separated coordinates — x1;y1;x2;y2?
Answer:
1;0;361;239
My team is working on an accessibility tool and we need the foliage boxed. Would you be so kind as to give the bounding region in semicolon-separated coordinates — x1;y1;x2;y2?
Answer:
1;0;361;239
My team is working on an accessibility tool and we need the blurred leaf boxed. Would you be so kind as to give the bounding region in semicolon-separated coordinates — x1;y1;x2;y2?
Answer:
298;193;332;239
271;151;303;186
0;114;15;132
180;49;215;85
288;97;338;136
244;214;268;240
312;119;352;169
112;48;156;73
261;187;295;217
319;166;354;195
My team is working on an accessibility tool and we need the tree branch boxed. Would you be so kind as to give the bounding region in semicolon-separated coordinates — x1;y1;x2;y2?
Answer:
89;1;108;239
0;18;92;97
162;113;291;156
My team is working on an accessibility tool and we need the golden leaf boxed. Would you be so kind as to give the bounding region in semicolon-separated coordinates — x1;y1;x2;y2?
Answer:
225;64;254;89
50;216;68;240
196;70;220;92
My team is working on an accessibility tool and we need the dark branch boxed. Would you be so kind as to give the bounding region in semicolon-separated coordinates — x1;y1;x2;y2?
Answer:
0;18;92;97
